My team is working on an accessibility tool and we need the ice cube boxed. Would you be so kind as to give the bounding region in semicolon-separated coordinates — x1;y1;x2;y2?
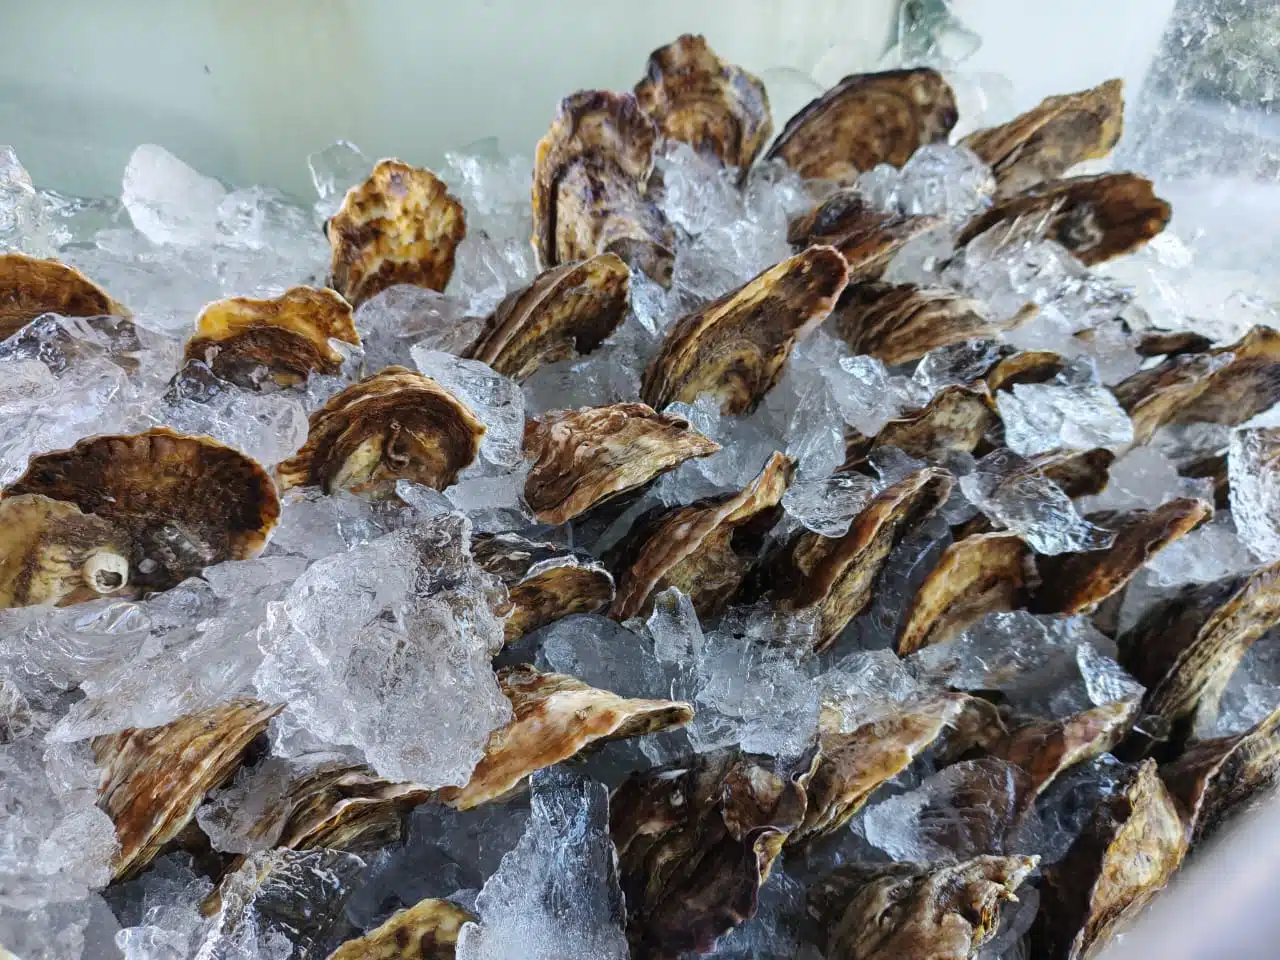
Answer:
354;285;483;369
1229;428;1280;563
1078;445;1213;513
411;348;525;469
912;338;1005;394
1199;627;1280;739
781;473;879;537
1144;514;1258;587
0;145;51;255
268;487;392;561
857;144;994;220
196;757;295;855
307;140;370;218
997;382;1133;456
109;852;214;960
122;145;227;247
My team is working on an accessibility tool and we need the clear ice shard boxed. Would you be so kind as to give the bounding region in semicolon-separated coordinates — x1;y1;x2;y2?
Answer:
411;348;526;469
1079;445;1213;513
455;769;629;960
912;338;1005;394
856;143;995;220
1229;427;1280;563
0;144;50;255
1144;514;1258;587
110;852;214;960
196;757;296;855
1208;629;1280;738
356;286;485;369
997;382;1134;456
781;472;879;537
307;140;370;218
122;144;227;247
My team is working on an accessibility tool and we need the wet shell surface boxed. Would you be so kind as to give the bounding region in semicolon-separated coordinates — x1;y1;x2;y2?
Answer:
788;191;942;279
0;494;132;607
0;252;129;340
327;897;475;960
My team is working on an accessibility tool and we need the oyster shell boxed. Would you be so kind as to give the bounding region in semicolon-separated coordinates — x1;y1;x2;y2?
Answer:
275;366;484;496
93;698;282;880
842;384;999;472
984;348;1068;391
327;897;475;960
633;34;772;174
182;286;360;388
962;79;1125;199
4;428;280;591
640;245;848;414
0;252;129;339
808;855;1038;960
0;494;131;607
1136;329;1213;358
765;68;959;182
437;665;692;810
1035;447;1117;499
472;531;615;643
787;192;941;279
327;159;466;308
957;172;1171;266
1180;451;1230;509
523;402;720;525
1031;759;1186;960
608;452;794;620
464;253;630;381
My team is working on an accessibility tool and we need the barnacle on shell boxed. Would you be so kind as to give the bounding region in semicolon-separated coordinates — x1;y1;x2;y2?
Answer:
0;494;131;607
0;252;129;340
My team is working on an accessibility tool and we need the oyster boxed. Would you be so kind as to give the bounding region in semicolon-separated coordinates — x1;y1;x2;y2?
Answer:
472;531;615;642
956;172;1171;266
1031;759;1186;960
787;192;941;278
808;855;1038;960
609;452;794;620
182;286;360;388
0;494;131;607
328;897;475;960
610;747;817;957
4;428;280;591
842;384;999;472
985;348;1068;391
437;665;692;810
765;68;959;182
523;402;720;525
464;253;630;381
327;159;466;308
275;366;484;495
1136;329;1213;358
93;698;282;880
633;34;772;174
0;252;129;339
962;79;1125;199
640;246;848;414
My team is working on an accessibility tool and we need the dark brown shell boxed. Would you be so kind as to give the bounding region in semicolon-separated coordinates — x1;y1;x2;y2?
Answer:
523;402;720;526
327;159;466;308
275;366;484;496
985;349;1068;391
4;428;280;591
465;253;630;382
640;246;848;414
1136;329;1213;358
842;384;999;472
957;172;1171;266
633;34;772;174
328;897;475;960
0;494;132;607
1180;451;1230;509
0;252;129;340
787;191;941;279
765;68;958;182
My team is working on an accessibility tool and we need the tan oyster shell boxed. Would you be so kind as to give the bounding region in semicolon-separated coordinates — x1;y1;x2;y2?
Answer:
788;191;941;279
985;348;1068;391
327;897;475;960
0;494;131;607
842;384;999;472
0;252;129;340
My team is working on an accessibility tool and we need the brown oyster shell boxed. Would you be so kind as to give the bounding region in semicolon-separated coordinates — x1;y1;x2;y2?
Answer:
94;698;282;880
1036;448;1117;499
957;172;1171;266
327;159;466;308
465;253;630;381
962;79;1125;200
985;349;1068;391
609;451;794;621
4;428;280;591
472;531;615;643
1031;759;1187;960
809;855;1038;960
438;665;692;810
327;897;474;960
640;245;848;415
0;252;130;340
0;494;132;607
633;34;772;174
787;191;941;279
611;747;818;957
275;366;484;496
842;384;999;472
765;68;958;182
1180;451;1230;510
182;286;360;388
523;402;720;525
1136;329;1213;358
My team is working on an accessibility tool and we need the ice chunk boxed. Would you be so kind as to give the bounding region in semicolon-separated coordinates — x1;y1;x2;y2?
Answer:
307;140;369;218
1022;754;1129;865
1144;514;1257;587
215;186;329;279
355;285;484;369
1;896;113;960
445;461;535;533
110;852;214;960
537;614;668;701
781;472;879;537
445;144;534;218
122;144;227;247
196;757;295;855
1079;445;1213;513
836;354;911;437
912;338;1005;394
268;487;393;560
653;394;781;504
1201;627;1280;739
0;145;51;255
450;228;538;317
997;382;1134;456
709;870;817;959
1229;428;1280;563
856;144;994;220
823;649;924;730
411;348;525;469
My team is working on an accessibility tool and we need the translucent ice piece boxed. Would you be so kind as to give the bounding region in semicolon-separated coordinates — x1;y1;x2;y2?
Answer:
411;348;525;469
355;285;484;370
1144;514;1258;587
307;140;369;219
912;338;1005;394
857;144;994;220
1229;428;1280;563
0;145;50;255
781;473;879;537
997;382;1133;456
122;144;226;247
1078;445;1213;513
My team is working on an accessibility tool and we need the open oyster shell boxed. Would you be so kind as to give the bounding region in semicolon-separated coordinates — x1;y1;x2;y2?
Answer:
788;192;941;279
0;252;129;339
843;384;999;472
962;79;1125;200
183;286;360;388
0;494;132;607
437;665;692;810
523;402;720;525
275;366;484;496
640;245;848;414
4;428;280;591
93;698;282;880
327;159;466;308
609;451;794;620
327;896;475;960
633;34;772;174
765;68;958;182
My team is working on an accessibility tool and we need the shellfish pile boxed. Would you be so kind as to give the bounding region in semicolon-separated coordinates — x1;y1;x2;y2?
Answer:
4;31;1280;960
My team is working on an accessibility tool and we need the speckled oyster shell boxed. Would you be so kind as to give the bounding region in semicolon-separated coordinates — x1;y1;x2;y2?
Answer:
765;68;958;182
275;366;484;496
608;452;794;621
523;402;720;525
4;428;280;591
327;897;475;960
962;79;1125;200
611;747;818;957
0;252;130;340
182;286;360;388
842;384;999;472
633;34;772;174
957;172;1171;266
809;855;1038;960
1031;759;1186;960
327;159;466;308
985;348;1068;391
788;192;941;278
0;494;131;607
640;246;848;414
93;698;282;880
472;531;615;643
437;665;692;810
